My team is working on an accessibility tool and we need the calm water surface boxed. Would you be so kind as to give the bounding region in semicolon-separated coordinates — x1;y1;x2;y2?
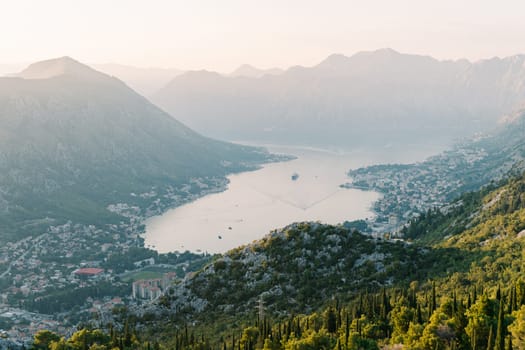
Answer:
145;145;440;253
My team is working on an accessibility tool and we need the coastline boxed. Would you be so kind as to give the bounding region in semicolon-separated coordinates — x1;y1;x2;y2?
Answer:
142;146;382;253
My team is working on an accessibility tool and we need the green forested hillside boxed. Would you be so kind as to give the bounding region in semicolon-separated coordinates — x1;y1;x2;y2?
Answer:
30;175;525;349
0;58;273;241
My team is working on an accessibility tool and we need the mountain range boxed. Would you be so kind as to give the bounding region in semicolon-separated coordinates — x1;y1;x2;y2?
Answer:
0;57;272;241
152;49;525;149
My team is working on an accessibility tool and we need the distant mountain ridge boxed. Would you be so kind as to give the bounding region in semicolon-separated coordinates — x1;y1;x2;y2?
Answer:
229;64;284;78
0;57;273;241
152;49;525;149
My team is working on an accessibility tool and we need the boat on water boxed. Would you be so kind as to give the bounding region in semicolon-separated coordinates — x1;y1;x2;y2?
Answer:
291;172;299;181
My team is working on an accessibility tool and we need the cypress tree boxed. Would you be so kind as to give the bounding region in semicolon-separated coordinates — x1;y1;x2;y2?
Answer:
417;303;423;324
472;328;476;350
358;293;363;316
513;286;518;311
382;289;390;318
495;298;505;350
431;282;437;313
409;287;416;308
345;313;350;347
487;326;494;350
326;307;337;333
508;290;513;314
124;321;132;348
296;318;302;337
453;291;457;315
425;293;431;319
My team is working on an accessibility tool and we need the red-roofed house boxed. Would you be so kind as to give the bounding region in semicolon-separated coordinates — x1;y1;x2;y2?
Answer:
74;268;104;279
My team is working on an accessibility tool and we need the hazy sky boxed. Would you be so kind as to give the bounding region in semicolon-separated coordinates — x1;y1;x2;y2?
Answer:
2;0;525;72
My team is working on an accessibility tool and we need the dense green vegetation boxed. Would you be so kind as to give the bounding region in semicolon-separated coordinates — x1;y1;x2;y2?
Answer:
121;171;525;349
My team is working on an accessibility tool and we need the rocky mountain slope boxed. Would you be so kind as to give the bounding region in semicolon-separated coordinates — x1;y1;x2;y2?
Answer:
155;222;436;321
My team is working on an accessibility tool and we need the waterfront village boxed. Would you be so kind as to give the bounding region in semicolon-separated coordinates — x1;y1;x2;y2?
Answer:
343;144;489;233
0;177;225;345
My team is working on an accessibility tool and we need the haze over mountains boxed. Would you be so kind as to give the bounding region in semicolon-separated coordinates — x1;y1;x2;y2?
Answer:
92;63;184;97
0;63;26;77
92;63;284;95
152;49;525;149
0;57;271;241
